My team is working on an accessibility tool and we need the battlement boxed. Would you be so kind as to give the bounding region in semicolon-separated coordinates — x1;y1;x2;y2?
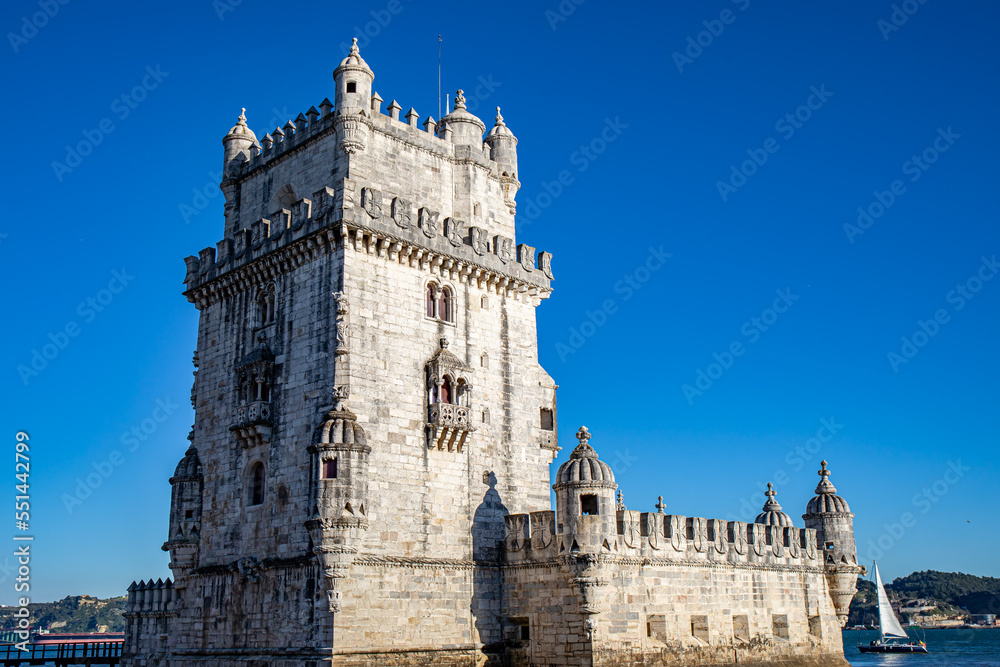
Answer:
226;91;508;184
183;177;554;309
125;579;176;616
504;510;820;568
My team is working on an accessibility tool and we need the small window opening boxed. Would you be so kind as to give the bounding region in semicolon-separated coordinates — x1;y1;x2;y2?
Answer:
481;353;489;368
772;614;789;640
481;295;488;309
323;458;338;479
184;510;194;519
647;614;667;642
346;81;357;93
249;462;265;506
473;202;481;216
691;615;709;643
482;408;490;424
825;541;835;550
426;284;437;318
540;408;554;431
520;625;530;641
808;615;822;639
580;494;599;516
733;615;750;643
438;286;453;323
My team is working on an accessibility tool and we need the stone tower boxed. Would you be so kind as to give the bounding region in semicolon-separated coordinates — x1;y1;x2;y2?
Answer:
124;38;559;666
803;460;864;626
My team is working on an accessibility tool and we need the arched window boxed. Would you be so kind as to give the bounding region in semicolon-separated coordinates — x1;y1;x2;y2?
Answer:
249;462;265;506
258;285;275;326
438;286;453;323
426;283;437;318
439;377;452;404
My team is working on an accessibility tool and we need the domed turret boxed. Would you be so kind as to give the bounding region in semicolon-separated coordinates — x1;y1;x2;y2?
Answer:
802;460;863;626
222;108;260;173
553;427;618;553
439;90;486;148
754;483;792;526
484;107;520;209
333;38;374;112
162;444;203;586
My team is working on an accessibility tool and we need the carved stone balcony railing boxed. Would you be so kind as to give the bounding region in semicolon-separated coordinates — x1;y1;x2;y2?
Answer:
427;403;472;452
230;401;272;448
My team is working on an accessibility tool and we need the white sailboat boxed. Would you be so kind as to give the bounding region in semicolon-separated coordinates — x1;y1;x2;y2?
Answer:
858;561;928;654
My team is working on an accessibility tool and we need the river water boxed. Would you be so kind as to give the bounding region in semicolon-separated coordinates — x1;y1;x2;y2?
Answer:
846;629;1000;666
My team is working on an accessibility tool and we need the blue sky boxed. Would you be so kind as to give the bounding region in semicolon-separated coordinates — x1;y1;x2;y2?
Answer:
1;0;997;604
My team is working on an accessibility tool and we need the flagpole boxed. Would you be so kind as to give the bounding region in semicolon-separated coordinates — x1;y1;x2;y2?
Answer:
437;35;442;122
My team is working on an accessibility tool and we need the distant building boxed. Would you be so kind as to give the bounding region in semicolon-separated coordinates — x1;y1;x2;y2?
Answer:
122;40;863;667
971;614;996;625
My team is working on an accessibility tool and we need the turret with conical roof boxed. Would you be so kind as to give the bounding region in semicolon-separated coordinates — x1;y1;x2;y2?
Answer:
162;444;203;588
439;89;486;148
484;107;520;211
222;108;260;174
802;460;864;626
553;426;618;553
333;37;374;112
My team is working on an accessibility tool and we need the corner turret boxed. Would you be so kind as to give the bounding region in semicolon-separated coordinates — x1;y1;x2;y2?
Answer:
439;89;486;148
802;460;864;626
553;426;618;553
222;108;259;174
161;444;203;588
484;107;520;211
333;38;374;112
306;387;370;613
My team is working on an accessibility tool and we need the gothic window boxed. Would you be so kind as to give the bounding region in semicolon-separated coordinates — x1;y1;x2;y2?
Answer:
439;376;453;404
322;458;338;479
426;284;437;318
248;462;265;506
257;284;276;326
438;286;454;323
580;494;599;516
540;408;554;431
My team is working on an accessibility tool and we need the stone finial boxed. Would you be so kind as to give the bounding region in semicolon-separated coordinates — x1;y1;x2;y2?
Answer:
440;337;449;350
616;489;625;511
237;108;247;125
454;89;466;110
387;100;402;121
763;483;782;511
655;496;666;513
815;459;838;494
350;36;360;56
576;425;591;446
495;107;504;125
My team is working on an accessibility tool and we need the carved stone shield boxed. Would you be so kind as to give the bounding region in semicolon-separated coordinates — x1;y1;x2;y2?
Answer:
538;251;554;279
517;244;535;272
494;235;513;264
669;515;685;552
529;511;553;550
504;514;527;552
418;208;439;238
361;187;382;219
390;197;410;228
469;226;487;255
646;513;661;550
444;217;464;247
731;521;748;555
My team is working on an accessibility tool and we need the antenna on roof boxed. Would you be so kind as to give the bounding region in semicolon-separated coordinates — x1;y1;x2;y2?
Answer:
438;35;442;122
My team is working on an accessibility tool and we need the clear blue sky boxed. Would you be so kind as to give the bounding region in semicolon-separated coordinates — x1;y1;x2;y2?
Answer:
2;0;997;604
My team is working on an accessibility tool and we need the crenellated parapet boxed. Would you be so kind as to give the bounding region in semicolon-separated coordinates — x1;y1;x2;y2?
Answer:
124;579;178;618
505;509;821;569
183;178;555;310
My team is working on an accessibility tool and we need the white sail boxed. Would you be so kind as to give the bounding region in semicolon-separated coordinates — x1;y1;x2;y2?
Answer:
874;562;910;639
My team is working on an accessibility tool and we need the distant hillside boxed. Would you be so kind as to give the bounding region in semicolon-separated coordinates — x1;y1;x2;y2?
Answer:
848;570;1000;625
0;595;126;633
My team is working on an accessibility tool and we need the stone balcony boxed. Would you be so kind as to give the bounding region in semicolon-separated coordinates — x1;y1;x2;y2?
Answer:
230;401;272;448
427;403;472;452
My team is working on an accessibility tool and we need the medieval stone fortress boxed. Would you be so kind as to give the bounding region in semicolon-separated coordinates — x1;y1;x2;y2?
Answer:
122;40;863;667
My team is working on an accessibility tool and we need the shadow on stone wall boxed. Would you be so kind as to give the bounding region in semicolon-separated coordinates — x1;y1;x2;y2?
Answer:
472;471;509;663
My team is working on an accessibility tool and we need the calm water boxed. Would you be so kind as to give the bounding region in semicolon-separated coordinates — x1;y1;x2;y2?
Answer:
846;629;1000;666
